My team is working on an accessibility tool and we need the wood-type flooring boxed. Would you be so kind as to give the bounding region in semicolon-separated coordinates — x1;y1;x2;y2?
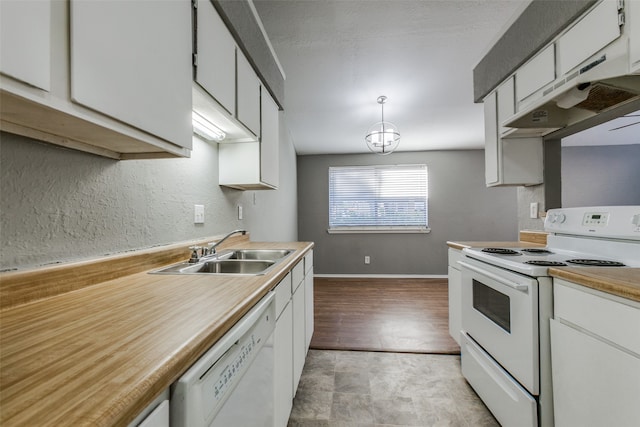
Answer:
310;277;460;354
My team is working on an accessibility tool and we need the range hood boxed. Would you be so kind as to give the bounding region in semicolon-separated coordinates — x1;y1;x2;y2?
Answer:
504;44;640;137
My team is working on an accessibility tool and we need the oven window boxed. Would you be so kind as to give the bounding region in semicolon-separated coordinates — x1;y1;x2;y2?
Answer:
472;279;511;333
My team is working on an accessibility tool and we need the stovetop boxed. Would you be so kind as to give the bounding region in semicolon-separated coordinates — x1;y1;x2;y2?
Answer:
464;244;638;277
463;206;640;277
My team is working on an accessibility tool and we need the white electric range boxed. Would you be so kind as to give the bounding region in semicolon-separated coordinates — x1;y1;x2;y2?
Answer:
458;206;640;427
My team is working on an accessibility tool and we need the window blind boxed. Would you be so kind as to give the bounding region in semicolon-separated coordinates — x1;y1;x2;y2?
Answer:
328;164;428;232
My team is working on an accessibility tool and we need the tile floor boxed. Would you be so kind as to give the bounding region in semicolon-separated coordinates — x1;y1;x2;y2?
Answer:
288;350;499;427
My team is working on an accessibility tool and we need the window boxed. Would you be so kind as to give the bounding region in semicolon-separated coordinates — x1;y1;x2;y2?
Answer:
328;164;429;233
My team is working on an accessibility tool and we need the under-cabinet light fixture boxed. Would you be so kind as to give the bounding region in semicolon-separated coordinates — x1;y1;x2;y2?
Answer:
365;95;400;155
192;111;226;142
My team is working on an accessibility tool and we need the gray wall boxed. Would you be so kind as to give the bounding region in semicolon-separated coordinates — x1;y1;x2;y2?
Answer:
0;121;298;270
297;150;518;276
561;144;640;207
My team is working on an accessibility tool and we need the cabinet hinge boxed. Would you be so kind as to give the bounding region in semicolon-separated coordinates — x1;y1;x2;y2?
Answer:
193;53;198;67
618;11;625;26
192;0;197;9
617;0;624;10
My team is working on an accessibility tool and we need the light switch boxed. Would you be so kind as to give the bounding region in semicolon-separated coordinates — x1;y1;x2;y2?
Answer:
194;204;205;224
530;202;538;219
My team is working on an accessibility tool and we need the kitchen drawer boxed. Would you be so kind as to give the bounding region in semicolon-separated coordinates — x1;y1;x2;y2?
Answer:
304;250;313;274
461;333;537;427
274;273;292;318
554;279;640;354
292;261;304;292
448;248;464;267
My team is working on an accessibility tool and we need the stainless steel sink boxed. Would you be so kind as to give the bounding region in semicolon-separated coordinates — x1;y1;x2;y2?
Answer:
226;249;292;260
195;260;275;274
150;249;292;275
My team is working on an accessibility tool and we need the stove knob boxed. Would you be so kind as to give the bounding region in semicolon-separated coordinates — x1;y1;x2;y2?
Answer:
557;213;566;223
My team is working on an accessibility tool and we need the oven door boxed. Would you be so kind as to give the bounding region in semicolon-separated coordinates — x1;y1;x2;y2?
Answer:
459;257;539;394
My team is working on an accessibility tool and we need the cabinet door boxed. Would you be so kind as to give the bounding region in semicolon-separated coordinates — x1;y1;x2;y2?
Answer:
447;265;461;345
631;0;640;73
550;319;640;427
497;77;515;136
274;302;293;427
0;0;51;91
483;92;499;186
292;284;306;396
237;50;261;136
70;0;192;149
195;0;236;115
515;44;555;103
261;91;280;188
304;267;314;350
556;0;621;76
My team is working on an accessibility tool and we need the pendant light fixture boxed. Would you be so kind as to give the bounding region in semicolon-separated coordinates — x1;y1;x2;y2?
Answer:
365;95;400;155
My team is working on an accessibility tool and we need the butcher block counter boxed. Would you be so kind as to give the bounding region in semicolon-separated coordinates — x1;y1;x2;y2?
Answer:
0;235;313;426
549;267;640;303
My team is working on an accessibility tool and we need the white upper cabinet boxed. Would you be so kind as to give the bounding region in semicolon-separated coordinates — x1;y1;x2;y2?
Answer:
260;90;280;188
631;0;640;73
556;0;621;76
218;90;279;190
195;0;236;115
515;44;555;106
236;50;261;137
70;0;192;150
497;76;515;136
484;82;543;188
0;0;192;159
0;0;51;91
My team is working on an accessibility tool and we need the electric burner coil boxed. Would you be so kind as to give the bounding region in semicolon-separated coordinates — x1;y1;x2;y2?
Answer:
566;259;626;267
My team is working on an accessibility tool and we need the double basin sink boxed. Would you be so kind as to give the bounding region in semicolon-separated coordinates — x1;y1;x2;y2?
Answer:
150;249;293;276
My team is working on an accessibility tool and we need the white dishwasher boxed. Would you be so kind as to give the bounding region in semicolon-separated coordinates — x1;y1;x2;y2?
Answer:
171;292;275;427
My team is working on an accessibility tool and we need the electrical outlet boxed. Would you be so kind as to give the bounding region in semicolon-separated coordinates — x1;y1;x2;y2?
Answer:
364;256;370;264
194;204;205;224
530;202;538;219
238;205;243;220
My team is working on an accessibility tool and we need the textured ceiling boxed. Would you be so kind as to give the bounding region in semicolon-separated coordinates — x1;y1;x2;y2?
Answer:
253;0;528;155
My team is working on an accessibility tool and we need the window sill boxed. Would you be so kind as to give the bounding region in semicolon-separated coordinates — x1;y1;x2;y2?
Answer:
327;227;431;234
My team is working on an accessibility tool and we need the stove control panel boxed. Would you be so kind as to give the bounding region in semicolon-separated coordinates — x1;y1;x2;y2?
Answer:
545;206;640;239
582;212;609;227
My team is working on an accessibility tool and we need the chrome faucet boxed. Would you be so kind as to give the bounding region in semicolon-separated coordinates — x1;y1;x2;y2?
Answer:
207;229;247;255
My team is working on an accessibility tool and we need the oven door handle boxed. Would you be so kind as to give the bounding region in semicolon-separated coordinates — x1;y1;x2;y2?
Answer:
458;261;529;293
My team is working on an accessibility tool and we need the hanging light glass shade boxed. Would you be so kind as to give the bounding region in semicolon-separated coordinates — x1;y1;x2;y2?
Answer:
365;95;400;155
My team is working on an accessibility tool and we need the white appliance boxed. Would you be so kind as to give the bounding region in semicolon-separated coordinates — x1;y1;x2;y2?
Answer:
459;205;640;427
171;292;275;427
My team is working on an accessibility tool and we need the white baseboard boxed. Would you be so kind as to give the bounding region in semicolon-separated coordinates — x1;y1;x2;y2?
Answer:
313;274;448;279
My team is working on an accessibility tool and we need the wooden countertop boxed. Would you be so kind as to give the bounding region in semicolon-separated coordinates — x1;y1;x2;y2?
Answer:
0;239;313;426
549;267;640;303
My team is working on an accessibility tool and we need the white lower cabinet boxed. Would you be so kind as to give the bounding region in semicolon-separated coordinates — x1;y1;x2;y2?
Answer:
273;273;293;427
447;248;462;345
129;390;170;427
551;279;640;427
292;261;306;396
273;250;314;427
